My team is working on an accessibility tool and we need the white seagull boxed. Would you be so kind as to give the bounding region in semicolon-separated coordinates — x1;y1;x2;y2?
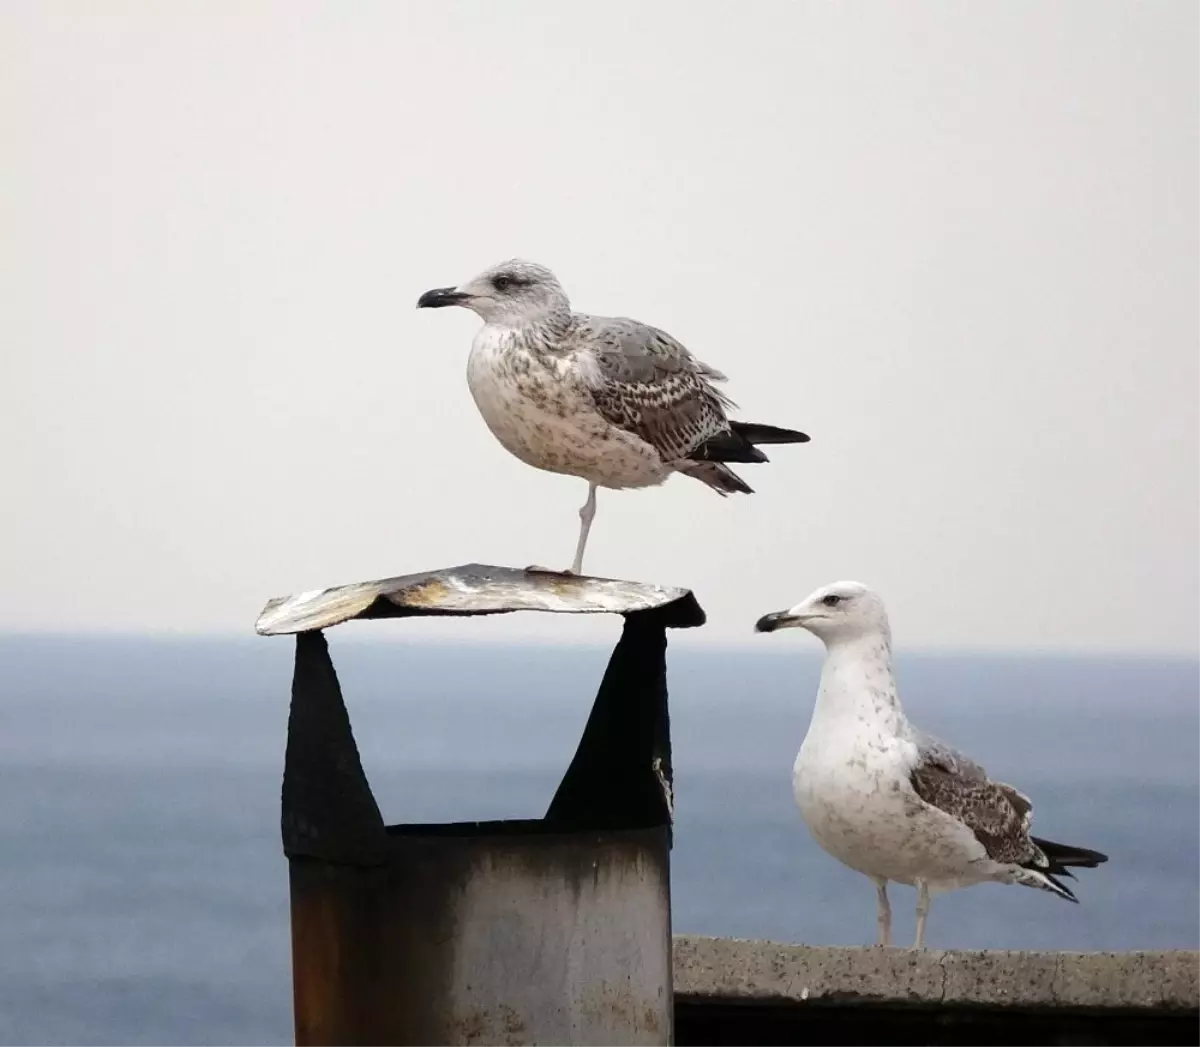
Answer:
418;260;809;575
755;581;1107;949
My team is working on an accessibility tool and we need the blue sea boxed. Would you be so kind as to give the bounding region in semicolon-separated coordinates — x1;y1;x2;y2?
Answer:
1;636;1196;1045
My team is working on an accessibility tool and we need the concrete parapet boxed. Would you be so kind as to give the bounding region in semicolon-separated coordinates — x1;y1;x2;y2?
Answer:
674;935;1198;1010
673;935;1198;1045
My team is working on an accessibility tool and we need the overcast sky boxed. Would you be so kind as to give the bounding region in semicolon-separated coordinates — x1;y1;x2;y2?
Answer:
3;2;1196;653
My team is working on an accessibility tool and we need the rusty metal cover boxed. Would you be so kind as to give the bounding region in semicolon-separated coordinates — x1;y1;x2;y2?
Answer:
256;563;705;635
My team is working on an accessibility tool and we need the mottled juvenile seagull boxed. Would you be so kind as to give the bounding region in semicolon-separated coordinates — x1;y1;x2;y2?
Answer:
418;260;809;574
756;582;1107;949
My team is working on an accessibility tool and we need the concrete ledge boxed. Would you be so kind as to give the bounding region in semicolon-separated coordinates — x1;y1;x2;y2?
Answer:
673;935;1200;1012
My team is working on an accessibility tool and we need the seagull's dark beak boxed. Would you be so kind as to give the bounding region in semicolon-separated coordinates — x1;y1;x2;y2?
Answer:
417;287;470;309
755;609;806;634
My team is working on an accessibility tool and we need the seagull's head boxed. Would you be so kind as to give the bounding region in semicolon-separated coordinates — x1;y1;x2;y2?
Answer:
754;581;889;645
417;259;570;325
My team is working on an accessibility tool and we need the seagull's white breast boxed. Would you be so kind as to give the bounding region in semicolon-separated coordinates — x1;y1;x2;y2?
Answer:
466;327;670;489
793;693;990;889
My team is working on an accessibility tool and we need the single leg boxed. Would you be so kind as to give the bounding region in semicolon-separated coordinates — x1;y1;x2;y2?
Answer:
571;483;598;575
913;880;931;950
872;877;892;947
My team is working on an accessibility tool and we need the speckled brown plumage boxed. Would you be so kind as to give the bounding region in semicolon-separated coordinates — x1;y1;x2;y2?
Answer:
568;315;737;467
909;757;1037;866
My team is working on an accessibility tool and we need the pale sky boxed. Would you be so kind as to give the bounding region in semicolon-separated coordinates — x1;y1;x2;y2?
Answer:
3;2;1197;653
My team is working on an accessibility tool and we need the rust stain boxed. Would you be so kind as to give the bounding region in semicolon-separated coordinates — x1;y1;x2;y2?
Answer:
539;574;584;596
501;1003;526;1042
397;577;451;606
449;1005;526;1046
450;1009;486;1043
577;982;666;1036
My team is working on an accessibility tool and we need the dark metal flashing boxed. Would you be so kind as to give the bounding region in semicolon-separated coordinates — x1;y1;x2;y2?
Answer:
546;610;675;831
281;631;388;864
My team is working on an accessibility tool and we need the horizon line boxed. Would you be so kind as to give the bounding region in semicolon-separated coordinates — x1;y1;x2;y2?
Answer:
0;629;1197;664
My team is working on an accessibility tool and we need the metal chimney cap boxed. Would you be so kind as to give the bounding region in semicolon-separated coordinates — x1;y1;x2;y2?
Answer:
255;563;705;635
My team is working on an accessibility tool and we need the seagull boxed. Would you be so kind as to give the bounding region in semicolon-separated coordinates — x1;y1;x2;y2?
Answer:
417;260;809;574
755;581;1107;949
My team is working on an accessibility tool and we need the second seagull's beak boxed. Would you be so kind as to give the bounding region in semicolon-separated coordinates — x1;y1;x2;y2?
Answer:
417;286;470;309
754;607;812;633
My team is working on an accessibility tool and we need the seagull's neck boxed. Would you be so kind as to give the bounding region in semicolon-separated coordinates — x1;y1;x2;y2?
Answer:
485;310;573;346
810;632;905;736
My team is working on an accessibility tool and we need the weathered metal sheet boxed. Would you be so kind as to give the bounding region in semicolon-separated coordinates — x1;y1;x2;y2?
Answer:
291;824;672;1046
256;562;704;635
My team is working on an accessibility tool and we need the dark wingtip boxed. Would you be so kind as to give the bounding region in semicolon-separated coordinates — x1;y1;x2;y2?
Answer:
1032;837;1109;868
729;421;811;446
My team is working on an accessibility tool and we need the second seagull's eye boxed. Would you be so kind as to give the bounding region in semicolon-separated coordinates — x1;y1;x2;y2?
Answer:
822;594;842;607
492;275;513;292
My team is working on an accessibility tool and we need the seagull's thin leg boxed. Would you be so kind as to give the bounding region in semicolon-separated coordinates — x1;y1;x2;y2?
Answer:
913;880;931;950
871;877;892;947
571;483;598;575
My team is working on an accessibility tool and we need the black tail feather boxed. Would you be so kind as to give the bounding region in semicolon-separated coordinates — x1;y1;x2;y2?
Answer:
1032;837;1109;871
689;420;810;465
1017;839;1105;903
690;431;769;464
730;420;811;445
1040;871;1079;902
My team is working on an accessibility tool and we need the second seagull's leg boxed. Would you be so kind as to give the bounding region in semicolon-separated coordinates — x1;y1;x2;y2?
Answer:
872;877;892;947
913;880;931;950
571;483;598;575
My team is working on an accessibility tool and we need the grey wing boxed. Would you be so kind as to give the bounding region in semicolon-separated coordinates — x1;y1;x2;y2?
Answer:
910;729;990;781
909;734;1037;865
566;315;735;462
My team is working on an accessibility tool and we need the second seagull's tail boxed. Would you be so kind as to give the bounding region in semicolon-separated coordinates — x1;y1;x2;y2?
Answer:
1032;837;1109;873
1016;837;1109;902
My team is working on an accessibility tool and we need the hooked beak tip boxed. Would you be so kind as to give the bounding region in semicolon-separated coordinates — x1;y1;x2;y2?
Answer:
755;612;785;634
417;287;469;309
755;609;811;634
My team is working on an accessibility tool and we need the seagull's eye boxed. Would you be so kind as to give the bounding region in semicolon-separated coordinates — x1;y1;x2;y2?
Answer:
492;275;514;292
822;594;842;608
